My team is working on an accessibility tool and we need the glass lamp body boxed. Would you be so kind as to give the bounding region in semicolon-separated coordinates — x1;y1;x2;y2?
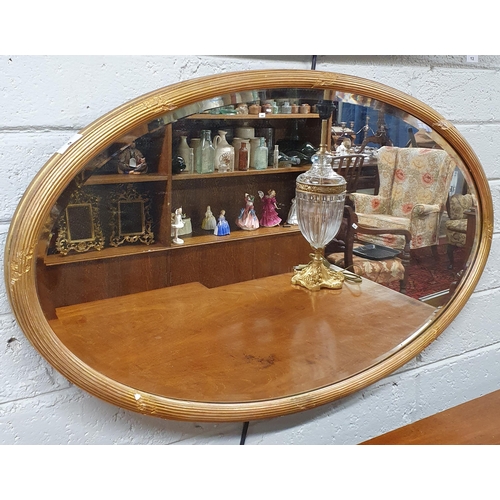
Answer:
295;151;346;250
292;150;347;291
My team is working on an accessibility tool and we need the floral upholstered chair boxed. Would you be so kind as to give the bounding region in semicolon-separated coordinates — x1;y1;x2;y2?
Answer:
446;193;476;268
326;206;411;293
349;146;455;251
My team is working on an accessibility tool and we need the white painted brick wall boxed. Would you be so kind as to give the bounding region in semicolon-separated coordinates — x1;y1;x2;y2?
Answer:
1;55;499;445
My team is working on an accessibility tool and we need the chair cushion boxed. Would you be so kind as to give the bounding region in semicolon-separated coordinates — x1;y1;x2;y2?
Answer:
445;219;467;233
326;248;405;285
355;213;410;250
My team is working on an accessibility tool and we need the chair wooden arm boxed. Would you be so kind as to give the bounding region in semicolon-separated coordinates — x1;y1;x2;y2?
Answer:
342;205;411;270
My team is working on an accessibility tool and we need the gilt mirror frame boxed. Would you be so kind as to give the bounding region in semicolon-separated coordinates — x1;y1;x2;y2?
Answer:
4;70;493;422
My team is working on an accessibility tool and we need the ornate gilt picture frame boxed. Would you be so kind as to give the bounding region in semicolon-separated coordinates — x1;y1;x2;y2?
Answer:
55;189;105;255
109;185;154;247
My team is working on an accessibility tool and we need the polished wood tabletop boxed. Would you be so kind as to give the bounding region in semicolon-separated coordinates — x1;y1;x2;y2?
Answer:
49;272;434;404
361;388;500;445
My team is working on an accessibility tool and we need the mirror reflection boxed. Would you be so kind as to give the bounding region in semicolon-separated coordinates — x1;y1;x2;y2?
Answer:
35;86;478;407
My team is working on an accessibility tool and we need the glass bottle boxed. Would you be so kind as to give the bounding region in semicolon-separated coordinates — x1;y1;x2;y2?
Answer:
253;137;268;170
238;141;249;171
191;138;201;173
256;124;274;166
273;145;279;169
249;137;261;168
281;101;292;114
200;129;215;174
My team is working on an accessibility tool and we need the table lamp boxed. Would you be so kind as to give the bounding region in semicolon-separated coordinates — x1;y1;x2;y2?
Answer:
291;99;347;291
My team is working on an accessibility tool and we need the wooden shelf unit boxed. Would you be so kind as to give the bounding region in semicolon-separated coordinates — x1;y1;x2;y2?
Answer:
38;107;324;315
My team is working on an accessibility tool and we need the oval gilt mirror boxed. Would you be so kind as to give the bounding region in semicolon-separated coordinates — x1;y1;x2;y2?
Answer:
4;70;493;422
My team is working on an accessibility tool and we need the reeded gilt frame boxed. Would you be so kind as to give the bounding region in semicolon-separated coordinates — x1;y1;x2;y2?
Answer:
4;70;493;422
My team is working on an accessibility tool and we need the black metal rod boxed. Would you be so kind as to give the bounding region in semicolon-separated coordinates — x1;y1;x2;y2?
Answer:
311;55;317;70
240;421;250;445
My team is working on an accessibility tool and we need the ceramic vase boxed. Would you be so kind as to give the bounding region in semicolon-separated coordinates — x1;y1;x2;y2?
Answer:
178;135;193;173
213;130;235;172
177;135;191;172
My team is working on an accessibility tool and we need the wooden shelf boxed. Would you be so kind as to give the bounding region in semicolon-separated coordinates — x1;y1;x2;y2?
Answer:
84;174;169;185
172;165;309;181
44;225;302;265
185;113;320;120
171;225;301;249
44;242;170;266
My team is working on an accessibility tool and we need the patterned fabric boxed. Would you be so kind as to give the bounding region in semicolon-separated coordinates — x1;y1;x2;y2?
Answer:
445;193;475;247
326;245;405;285
356;213;410;249
448;193;475;220
349;146;455;250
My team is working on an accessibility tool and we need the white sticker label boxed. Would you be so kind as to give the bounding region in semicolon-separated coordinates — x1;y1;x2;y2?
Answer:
258;112;266;118
467;55;478;63
57;133;83;154
352;223;358;229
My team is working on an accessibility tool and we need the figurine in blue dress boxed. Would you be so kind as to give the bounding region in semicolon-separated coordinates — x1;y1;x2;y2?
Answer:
214;210;230;236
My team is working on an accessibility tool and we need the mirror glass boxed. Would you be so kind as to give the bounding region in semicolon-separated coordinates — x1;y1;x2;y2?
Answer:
8;72;489;422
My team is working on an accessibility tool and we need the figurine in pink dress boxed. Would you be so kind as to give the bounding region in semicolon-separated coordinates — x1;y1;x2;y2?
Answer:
236;193;260;230
259;189;282;227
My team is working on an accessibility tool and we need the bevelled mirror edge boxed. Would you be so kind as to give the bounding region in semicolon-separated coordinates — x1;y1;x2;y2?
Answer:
4;69;493;422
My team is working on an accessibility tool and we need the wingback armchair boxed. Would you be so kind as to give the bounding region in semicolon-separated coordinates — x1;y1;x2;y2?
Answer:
446;193;476;268
349;146;455;251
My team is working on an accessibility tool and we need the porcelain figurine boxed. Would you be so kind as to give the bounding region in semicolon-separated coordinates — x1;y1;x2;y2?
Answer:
172;207;185;245
259;189;282;227
214;210;230;236
286;198;298;225
117;141;148;174
236;193;259;231
201;205;217;231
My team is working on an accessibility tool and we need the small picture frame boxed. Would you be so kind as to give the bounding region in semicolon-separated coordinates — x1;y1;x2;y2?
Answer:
66;203;95;241
118;200;146;236
55;190;105;255
109;185;154;247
